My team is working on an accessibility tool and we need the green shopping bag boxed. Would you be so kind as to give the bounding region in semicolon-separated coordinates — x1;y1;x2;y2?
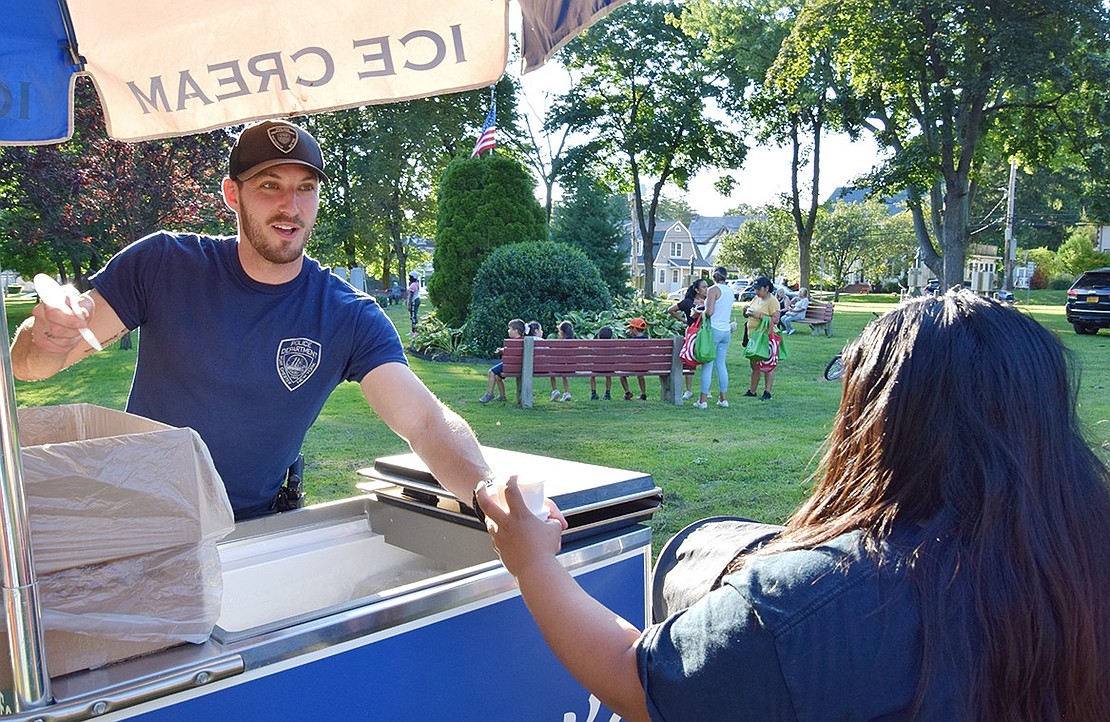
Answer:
694;313;716;362
744;317;771;360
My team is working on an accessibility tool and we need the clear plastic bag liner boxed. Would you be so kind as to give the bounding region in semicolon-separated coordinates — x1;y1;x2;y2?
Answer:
11;404;234;644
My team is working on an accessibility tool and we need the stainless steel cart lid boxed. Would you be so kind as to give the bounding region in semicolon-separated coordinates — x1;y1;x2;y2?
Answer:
357;446;662;538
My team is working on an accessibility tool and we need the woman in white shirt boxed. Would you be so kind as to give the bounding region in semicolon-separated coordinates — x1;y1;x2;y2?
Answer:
693;266;735;409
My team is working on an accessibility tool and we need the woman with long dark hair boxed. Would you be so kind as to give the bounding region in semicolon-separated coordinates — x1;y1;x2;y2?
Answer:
666;279;707;401
478;292;1110;720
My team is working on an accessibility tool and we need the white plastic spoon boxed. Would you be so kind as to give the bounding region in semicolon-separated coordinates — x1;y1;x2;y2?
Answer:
33;274;103;351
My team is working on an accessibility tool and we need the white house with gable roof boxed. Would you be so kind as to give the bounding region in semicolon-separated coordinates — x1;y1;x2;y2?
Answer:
622;216;753;295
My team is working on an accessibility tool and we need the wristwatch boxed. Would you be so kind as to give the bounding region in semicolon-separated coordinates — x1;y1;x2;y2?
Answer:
471;477;495;524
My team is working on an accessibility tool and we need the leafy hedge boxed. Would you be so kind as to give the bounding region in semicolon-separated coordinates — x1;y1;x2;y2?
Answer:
558;296;685;339
406;310;467;359
464;241;612;356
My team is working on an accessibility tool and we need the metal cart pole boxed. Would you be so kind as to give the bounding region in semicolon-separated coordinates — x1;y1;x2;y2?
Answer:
0;295;51;710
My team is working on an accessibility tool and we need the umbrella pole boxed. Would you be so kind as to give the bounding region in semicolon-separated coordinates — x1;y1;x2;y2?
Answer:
0;294;51;710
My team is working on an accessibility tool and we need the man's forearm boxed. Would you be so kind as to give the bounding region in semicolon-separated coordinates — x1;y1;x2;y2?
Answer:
407;404;493;502
361;364;494;504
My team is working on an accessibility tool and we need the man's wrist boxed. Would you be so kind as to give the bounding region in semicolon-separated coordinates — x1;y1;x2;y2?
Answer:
470;477;495;524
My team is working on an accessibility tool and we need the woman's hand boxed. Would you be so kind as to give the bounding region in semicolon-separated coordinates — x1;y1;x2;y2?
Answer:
477;476;568;579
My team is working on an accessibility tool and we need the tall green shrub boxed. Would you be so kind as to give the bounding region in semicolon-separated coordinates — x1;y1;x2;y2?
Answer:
465;241;612;356
427;154;547;327
1057;227;1110;275
550;177;631;298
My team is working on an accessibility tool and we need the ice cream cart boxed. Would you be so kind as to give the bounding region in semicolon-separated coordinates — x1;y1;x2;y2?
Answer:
0;368;661;722
2;0;647;715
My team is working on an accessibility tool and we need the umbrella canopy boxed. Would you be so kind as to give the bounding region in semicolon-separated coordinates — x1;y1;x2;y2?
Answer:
1;0;629;145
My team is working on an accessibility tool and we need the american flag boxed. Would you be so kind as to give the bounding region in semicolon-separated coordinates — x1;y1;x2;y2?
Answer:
470;101;496;158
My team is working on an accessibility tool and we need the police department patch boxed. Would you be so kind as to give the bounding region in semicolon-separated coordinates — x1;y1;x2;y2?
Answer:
276;338;321;391
267;125;299;153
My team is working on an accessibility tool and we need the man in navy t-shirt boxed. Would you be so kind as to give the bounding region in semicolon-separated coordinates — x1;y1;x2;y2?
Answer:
10;121;504;521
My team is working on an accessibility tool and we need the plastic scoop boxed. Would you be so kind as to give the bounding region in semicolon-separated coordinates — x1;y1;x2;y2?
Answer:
33;274;102;351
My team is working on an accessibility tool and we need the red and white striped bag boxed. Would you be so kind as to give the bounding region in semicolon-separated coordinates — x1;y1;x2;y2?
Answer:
680;315;701;368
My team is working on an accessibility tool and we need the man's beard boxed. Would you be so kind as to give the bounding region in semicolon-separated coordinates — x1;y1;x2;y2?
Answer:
238;197;313;265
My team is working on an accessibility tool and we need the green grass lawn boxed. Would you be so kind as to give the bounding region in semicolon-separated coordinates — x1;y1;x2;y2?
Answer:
6;292;1109;555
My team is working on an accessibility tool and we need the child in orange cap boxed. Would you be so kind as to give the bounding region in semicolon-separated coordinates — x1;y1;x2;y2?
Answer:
620;317;649;400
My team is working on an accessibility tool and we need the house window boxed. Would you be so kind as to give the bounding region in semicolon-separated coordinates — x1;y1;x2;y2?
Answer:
658;269;666;284
672;270;680;284
671;242;682;257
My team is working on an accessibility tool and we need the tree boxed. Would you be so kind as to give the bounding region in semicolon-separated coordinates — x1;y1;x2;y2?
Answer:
505;68;578;226
0;79;229;288
552;0;747;296
789;0;1110;289
304;109;384;274
964;137;1098;260
550;177;630;298
724;203;759;216
716;205;796;279
512;111;572;226
813;199;891;299
656;195;697;226
681;0;862;293
1058;227;1110;275
428;154;547;327
465;241;612;356
861;210;916;289
306;78;520;287
1027;247;1063;279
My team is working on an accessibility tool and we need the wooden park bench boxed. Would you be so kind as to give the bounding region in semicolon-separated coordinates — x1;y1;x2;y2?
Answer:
500;336;684;408
791;300;834;336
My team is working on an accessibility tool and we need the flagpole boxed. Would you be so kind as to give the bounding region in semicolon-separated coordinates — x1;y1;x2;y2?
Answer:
469;85;498;159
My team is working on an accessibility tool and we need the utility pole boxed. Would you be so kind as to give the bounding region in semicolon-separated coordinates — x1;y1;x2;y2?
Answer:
1004;159;1017;291
627;191;639;294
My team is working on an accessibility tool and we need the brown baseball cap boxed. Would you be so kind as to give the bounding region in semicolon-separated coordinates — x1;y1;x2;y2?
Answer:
229;120;328;181
629;317;647;330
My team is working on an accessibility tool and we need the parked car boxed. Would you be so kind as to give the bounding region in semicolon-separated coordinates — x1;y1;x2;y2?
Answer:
726;279;748;300
774;284;798;300
736;283;757;302
1065;267;1110;335
730;281;791;303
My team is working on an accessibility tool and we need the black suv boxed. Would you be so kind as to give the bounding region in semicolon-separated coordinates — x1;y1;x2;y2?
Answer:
1066;268;1110;335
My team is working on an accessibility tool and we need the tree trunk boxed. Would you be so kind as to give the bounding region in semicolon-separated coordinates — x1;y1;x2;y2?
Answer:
788;112;822;292
631;174;658;298
941;185;970;289
906;187;943;282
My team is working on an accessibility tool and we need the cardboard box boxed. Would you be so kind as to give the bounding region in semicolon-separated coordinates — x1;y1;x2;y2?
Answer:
1;404;234;680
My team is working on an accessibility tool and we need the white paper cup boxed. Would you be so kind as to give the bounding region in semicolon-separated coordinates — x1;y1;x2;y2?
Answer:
514;477;549;520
